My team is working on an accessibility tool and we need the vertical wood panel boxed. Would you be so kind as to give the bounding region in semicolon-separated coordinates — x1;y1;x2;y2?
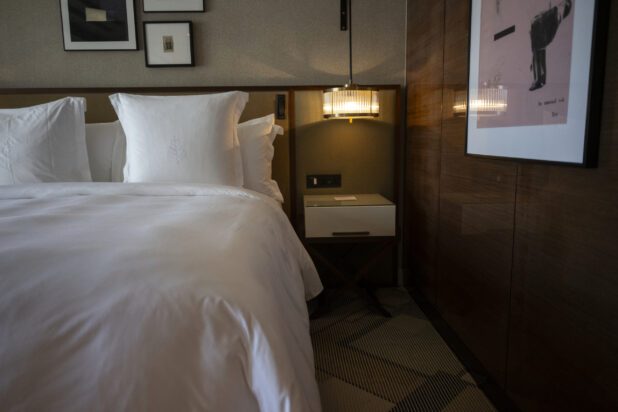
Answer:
435;0;516;386
404;0;445;303
406;1;618;410
507;2;618;409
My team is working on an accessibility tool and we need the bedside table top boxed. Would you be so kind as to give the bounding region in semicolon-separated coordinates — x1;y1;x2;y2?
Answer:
304;194;394;208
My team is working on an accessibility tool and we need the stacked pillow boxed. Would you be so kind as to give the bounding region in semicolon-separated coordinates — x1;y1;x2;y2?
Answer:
0;93;286;202
237;114;284;202
85;120;125;182
0;97;91;184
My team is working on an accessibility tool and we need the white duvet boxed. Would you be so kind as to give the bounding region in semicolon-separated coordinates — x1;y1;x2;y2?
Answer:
0;183;323;412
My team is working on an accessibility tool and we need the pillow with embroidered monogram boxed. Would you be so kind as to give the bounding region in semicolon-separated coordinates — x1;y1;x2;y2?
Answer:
109;92;248;186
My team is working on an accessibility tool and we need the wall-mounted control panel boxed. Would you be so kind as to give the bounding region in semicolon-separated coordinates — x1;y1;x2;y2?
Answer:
306;174;342;188
276;94;286;119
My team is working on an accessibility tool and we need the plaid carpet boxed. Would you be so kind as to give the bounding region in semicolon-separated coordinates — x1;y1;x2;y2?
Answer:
310;288;496;412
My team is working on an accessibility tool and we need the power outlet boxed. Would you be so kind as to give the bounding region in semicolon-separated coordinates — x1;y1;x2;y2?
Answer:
306;174;342;188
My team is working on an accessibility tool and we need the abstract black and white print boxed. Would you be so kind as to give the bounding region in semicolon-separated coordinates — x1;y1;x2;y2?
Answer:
68;0;128;42
60;0;137;50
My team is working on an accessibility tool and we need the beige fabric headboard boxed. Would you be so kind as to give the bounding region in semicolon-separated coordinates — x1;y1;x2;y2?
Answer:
0;88;292;218
0;85;403;226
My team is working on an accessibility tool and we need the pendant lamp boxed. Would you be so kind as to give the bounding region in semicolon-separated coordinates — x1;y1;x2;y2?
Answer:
323;0;379;120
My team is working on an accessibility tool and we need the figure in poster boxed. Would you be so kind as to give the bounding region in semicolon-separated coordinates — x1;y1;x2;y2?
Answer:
476;0;575;128
529;0;573;91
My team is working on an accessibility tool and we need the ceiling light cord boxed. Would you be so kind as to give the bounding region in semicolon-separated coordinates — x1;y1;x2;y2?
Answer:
322;0;379;119
348;0;353;85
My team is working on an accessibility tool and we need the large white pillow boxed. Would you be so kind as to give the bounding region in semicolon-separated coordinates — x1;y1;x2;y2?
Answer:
109;92;248;186
0;97;91;184
238;114;284;202
85;121;126;182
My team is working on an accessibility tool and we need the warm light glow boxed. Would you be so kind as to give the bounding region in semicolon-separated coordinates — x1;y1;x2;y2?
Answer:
323;87;379;119
453;87;508;116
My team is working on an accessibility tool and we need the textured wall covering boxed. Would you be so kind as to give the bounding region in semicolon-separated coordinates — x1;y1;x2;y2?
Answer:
0;0;405;88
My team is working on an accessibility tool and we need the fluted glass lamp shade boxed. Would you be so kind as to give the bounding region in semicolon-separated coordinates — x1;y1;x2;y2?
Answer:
453;86;508;116
323;85;379;119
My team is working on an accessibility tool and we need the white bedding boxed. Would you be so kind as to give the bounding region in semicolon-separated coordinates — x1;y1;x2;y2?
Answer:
0;183;323;412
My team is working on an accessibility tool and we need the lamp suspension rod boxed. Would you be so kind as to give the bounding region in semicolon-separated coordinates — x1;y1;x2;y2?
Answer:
348;0;353;85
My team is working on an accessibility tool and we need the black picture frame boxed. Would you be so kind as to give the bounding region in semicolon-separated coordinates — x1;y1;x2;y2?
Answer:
59;0;138;51
143;0;205;13
143;21;195;68
465;0;610;167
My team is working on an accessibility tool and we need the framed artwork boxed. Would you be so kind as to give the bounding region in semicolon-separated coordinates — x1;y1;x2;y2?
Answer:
143;0;204;13
143;21;194;67
466;0;609;167
59;0;138;50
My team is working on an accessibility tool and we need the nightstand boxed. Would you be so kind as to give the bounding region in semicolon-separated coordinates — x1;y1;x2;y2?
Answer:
302;194;396;317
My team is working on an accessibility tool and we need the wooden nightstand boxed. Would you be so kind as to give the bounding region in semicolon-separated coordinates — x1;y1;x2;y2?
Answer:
302;194;396;317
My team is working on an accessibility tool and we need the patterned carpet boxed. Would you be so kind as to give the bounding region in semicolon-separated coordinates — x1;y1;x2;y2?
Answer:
310;288;497;412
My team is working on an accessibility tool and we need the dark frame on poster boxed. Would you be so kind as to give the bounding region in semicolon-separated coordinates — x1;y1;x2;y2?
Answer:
59;0;138;51
143;21;195;68
143;0;205;13
464;0;610;167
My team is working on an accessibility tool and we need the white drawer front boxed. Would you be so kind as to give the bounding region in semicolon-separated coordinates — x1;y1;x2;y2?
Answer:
305;205;395;238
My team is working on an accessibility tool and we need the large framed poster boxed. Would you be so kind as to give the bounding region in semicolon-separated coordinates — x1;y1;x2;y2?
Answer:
466;0;609;167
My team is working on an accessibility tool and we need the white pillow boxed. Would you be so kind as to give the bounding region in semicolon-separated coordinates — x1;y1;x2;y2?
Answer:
85;121;126;182
0;97;91;184
109;92;248;186
238;114;284;202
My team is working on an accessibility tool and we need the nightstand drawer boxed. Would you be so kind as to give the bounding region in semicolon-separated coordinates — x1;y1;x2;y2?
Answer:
304;194;395;238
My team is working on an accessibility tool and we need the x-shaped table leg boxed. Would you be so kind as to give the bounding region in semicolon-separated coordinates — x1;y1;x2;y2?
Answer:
306;239;395;318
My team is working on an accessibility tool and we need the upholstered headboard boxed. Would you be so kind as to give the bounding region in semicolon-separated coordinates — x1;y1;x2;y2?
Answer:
0;87;293;217
0;85;403;225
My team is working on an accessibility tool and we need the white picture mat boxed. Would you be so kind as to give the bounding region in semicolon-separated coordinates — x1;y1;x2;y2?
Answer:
467;0;595;164
60;0;137;50
143;0;204;12
145;23;192;65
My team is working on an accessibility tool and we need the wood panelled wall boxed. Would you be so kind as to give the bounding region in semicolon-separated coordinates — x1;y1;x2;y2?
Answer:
405;1;618;411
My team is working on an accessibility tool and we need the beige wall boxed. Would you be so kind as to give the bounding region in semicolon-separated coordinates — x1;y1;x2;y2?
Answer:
295;89;397;213
0;0;406;88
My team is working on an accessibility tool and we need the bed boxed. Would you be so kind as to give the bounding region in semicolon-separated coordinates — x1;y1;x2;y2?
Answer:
0;90;323;411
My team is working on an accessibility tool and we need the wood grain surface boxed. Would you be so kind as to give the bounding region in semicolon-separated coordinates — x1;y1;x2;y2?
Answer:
404;0;445;305
405;0;618;410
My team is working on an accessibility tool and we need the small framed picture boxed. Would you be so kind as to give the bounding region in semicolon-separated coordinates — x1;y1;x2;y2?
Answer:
59;0;138;51
466;0;609;167
143;0;204;13
143;21;194;67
